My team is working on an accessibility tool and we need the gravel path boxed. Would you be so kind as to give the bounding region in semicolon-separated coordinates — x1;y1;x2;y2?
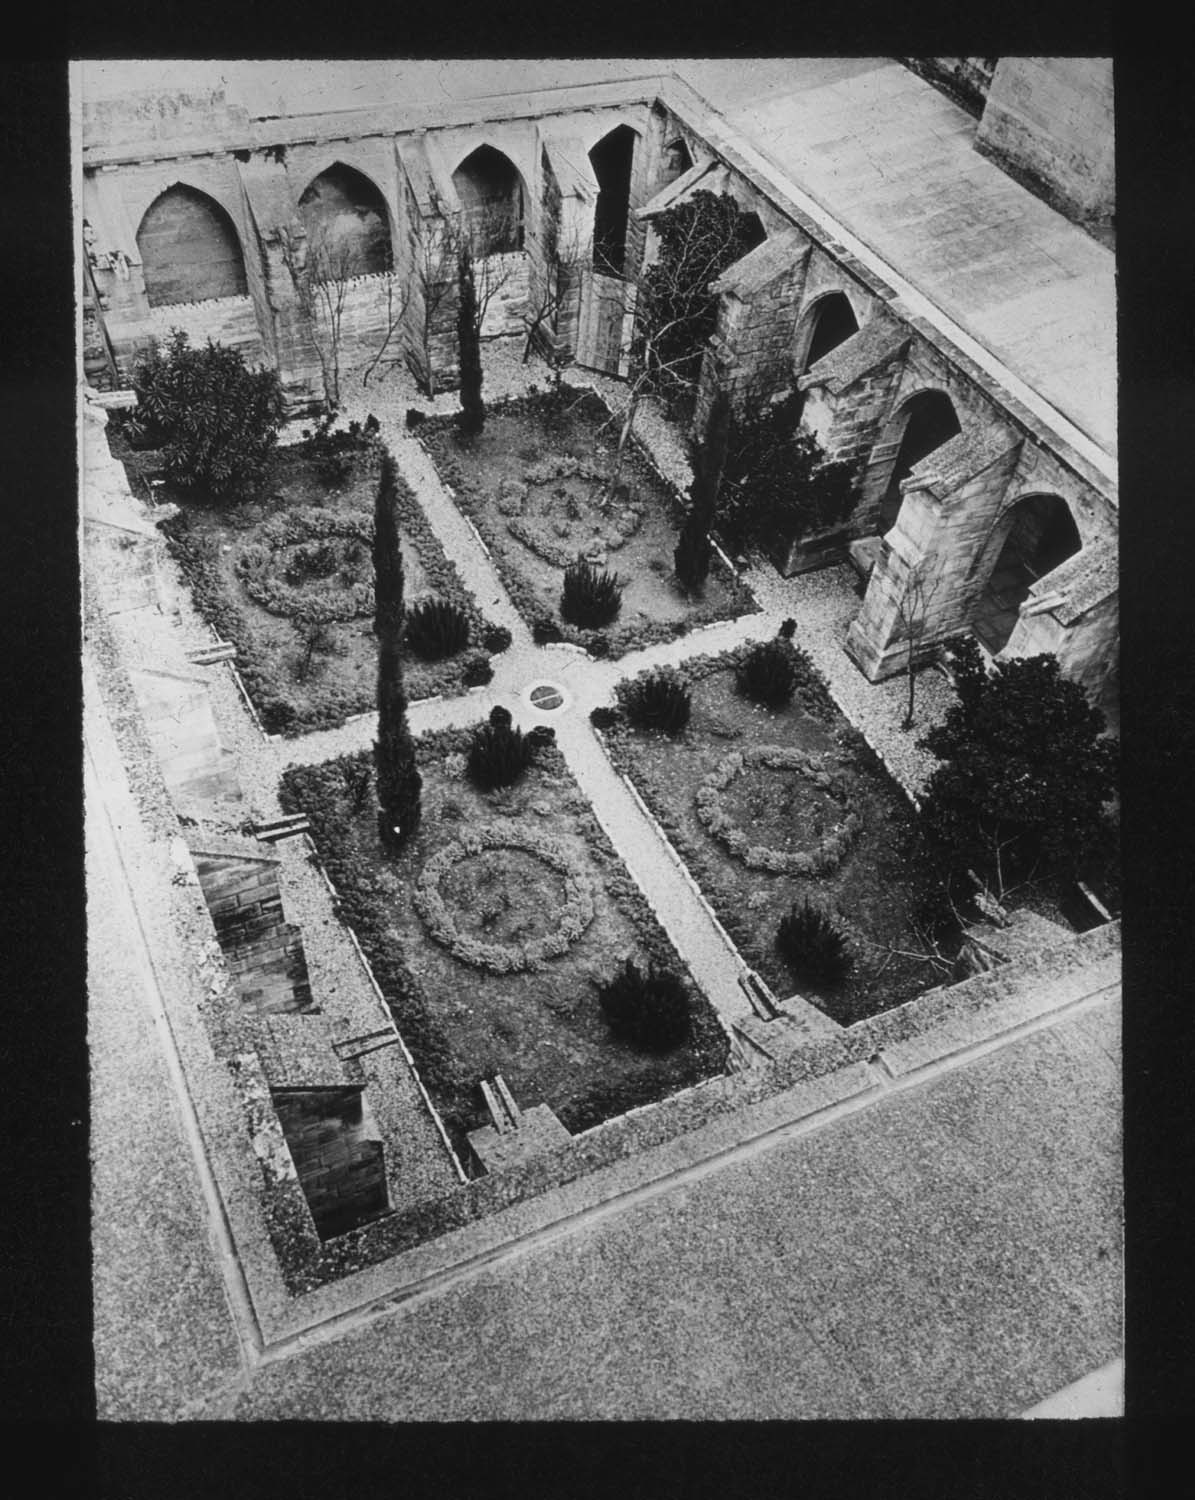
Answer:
87;347;961;1205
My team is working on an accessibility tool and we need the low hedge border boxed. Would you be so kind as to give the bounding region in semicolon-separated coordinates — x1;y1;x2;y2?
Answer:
602;644;859;968
157;448;508;735
235;508;375;620
694;745;864;875
416;388;760;658
279;723;730;1144
413;824;596;972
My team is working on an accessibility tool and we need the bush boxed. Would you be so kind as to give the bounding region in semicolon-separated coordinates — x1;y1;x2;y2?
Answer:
467;706;535;790
532;617;564;645
585;632;611;659
919;637;1118;880
719;393;856;551
461;652;494;688
405;597;471;660
736;638;798;707
622;667;691;735
560;558;625;629
589;705;621;731
296;414;379;484
132;330;285;500
483;623;513;654
775;900;853;986
598;958;691;1050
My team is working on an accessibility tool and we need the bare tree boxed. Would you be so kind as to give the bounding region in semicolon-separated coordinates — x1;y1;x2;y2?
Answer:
406;201;521;408
893;556;943;730
360;268;409;389
280;221;356;412
596;191;761;508
518;220;586;385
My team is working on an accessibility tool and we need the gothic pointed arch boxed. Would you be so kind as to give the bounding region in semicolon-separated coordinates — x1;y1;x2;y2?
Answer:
297;162;393;276
451;145;525;254
588;124;639;276
136;184;248;307
972;492;1082;653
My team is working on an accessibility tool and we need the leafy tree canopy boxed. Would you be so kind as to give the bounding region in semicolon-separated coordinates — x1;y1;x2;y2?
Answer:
719;388;857;549
133;330;285;500
918;637;1117;879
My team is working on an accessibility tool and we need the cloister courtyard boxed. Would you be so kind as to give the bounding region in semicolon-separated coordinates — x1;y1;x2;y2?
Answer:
82;57;1121;1423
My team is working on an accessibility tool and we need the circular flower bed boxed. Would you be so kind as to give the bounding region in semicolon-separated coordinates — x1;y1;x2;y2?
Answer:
234;507;374;620
694;746;864;876
498;454;644;568
413;824;596;973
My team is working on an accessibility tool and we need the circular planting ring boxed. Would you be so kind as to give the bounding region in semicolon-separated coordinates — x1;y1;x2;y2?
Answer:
413;824;596;973
497;454;644;569
694;745;864;876
235;507;375;621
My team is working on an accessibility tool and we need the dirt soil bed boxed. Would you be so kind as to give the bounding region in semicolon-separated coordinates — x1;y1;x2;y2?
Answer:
114;434;504;735
601;646;961;1025
417;386;759;655
280;727;730;1153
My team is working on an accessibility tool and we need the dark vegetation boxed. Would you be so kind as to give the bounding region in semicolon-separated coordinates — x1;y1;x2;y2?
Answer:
598;959;692;1051
559;558;626;628
776;900;854;988
128;329;285;499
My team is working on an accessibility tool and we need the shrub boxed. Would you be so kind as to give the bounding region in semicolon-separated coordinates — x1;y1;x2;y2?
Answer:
560;558;625;629
918;637;1118;881
532;616;564;645
585;632;611;659
719;393;857;551
405;597;471;660
526;724;556;753
779;617;797;640
467;706;535;790
483;623;513;654
589;705;621;731
598;959;691;1050
461;652;494;688
776;900;853;986
132;330;285;500
622;667;691;735
736;638;798;707
296;414;378;484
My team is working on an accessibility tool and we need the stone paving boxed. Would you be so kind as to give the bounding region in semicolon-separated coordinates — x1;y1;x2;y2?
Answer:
85;344;1118;1421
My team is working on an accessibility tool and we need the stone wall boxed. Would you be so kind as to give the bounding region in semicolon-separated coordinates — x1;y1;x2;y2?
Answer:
976;58;1115;239
271;1086;389;1240
192;844;316;1017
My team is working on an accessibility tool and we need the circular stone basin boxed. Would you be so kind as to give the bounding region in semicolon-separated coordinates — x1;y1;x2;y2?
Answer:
529;682;565;711
413;825;594;972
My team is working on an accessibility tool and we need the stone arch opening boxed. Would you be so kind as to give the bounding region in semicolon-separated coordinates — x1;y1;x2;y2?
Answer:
802;292;860;373
452;145;525;254
880;388;962;532
137;184;247;307
793;291;861;420
972;492;1082;653
297;163;393;276
664;136;693;179
589;124;638;276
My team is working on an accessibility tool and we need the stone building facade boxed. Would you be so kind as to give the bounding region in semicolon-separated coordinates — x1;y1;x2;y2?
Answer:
79;62;1117;708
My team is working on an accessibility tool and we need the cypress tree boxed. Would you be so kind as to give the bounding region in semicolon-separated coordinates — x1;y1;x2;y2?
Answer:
373;452;422;845
674;387;731;588
456;243;485;435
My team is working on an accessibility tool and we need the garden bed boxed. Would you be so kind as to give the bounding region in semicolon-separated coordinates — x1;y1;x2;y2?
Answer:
416;385;759;655
114;431;507;735
598;644;962;1025
279;726;730;1153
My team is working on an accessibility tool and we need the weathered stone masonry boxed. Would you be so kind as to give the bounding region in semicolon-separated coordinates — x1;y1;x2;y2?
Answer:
81;68;1117;704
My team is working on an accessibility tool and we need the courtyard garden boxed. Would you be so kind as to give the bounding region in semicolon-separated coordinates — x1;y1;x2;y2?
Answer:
115;420;509;734
595;631;964;1026
279;720;731;1153
415;385;759;655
